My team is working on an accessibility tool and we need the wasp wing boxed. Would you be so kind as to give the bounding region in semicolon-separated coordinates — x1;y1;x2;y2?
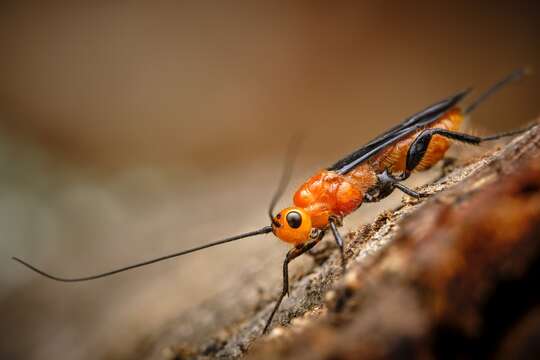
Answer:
328;89;471;174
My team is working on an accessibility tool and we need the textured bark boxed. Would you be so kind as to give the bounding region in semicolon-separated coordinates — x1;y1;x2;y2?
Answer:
140;120;540;360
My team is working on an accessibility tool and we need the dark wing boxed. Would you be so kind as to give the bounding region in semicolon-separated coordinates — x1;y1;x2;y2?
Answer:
328;88;471;174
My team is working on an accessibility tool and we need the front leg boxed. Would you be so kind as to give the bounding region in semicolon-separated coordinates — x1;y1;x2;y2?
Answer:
329;216;346;274
263;230;325;334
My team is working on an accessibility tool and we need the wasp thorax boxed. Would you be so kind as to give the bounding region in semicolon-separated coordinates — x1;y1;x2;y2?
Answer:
272;207;312;245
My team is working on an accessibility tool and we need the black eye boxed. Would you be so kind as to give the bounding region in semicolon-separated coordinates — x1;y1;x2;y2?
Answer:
286;211;302;228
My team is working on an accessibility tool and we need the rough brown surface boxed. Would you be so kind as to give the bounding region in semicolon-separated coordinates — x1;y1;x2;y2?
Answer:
140;121;540;360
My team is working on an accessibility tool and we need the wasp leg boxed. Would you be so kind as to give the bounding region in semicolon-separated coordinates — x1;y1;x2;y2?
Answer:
393;182;429;199
405;126;534;173
365;168;428;201
263;230;326;334
329;217;346;274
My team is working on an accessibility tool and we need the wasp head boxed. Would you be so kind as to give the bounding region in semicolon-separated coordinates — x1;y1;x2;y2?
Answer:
271;207;312;245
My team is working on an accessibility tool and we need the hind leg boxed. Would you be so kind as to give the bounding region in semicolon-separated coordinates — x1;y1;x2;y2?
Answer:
372;125;535;200
404;126;533;173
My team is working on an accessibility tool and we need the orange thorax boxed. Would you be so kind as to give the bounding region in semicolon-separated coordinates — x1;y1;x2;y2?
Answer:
293;165;377;228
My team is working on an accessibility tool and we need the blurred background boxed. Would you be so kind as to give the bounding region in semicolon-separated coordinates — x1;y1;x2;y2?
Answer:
0;1;538;359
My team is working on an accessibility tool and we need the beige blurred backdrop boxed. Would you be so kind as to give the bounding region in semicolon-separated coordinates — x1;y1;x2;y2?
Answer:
0;2;539;359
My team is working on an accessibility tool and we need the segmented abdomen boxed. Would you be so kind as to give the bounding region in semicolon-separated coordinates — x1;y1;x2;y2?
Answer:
370;108;464;173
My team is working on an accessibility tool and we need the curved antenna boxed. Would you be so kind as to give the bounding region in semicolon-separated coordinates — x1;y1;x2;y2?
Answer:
465;68;529;115
12;225;272;282
268;134;303;226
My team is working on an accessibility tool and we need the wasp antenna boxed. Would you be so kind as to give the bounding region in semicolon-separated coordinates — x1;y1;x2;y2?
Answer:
268;133;303;225
465;68;528;115
12;226;273;282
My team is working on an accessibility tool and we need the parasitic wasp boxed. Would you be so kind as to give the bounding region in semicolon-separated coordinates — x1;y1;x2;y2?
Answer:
13;68;535;334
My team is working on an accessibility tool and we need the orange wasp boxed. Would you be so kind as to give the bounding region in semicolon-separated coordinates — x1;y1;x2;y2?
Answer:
13;69;532;334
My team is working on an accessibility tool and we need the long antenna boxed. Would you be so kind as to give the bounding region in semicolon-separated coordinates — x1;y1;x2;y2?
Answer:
268;134;303;226
465;68;528;114
12;226;272;282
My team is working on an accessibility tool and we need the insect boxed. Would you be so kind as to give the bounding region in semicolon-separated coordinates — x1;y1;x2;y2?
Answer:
13;69;532;335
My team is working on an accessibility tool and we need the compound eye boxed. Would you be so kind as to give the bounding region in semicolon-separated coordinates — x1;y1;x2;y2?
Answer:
286;211;302;229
